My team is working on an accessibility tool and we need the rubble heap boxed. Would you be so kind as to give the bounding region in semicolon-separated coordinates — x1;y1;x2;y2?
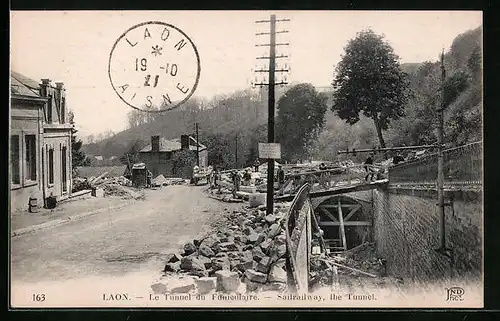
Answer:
103;183;145;200
309;243;404;293
156;202;293;295
72;177;92;193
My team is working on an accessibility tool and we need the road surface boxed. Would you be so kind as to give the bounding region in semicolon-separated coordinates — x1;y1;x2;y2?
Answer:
11;185;239;284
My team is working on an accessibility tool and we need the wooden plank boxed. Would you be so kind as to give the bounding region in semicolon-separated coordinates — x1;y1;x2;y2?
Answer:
323;259;378;278
320;204;360;209
344;205;361;222
318;206;338;222
274;179;388;201
319;221;372;226
338;200;347;251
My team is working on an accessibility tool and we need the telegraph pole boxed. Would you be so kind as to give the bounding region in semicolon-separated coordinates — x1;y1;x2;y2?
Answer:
254;14;290;214
266;15;277;215
195;122;200;167
438;50;446;251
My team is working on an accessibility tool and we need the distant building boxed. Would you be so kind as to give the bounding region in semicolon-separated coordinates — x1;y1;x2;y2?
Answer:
10;71;73;211
139;135;208;179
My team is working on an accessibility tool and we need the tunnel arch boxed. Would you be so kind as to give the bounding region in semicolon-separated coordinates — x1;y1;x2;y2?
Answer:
313;194;372;252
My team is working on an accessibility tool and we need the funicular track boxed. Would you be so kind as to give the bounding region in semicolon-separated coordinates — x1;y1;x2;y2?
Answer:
276;164;388;202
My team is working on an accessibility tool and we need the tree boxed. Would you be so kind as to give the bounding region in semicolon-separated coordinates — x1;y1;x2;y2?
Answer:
68;111;91;174
202;133;234;170
332;29;410;149
467;44;481;80
276;83;328;162
120;139;145;166
171;149;197;178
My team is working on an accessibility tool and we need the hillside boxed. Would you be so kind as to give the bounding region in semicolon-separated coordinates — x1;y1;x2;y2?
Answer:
84;26;482;165
82;89;269;166
310;26;482;161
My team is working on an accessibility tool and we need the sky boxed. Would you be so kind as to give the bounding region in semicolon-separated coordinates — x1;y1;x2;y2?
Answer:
10;11;482;139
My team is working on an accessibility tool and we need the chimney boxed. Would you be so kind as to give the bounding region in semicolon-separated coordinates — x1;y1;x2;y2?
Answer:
181;135;190;150
40;79;51;97
151;136;160;152
55;83;65;123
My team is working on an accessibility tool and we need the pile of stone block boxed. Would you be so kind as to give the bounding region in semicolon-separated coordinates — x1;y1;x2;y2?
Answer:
156;202;293;295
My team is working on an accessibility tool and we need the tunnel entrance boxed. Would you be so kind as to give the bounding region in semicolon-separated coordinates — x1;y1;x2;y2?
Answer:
314;194;372;253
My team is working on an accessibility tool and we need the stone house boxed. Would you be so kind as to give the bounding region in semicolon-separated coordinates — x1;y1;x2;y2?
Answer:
10;72;46;211
139;135;208;179
10;71;73;211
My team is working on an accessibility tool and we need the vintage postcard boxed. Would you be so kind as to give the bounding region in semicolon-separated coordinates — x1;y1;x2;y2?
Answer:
9;10;483;308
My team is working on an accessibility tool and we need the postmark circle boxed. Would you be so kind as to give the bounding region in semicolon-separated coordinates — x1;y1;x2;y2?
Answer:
108;21;201;113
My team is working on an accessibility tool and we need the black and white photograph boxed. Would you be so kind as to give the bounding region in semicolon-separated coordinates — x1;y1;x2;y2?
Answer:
9;10;483;308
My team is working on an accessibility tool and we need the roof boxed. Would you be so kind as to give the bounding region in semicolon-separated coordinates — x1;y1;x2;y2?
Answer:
11;71;42;98
140;136;207;153
76;165;128;178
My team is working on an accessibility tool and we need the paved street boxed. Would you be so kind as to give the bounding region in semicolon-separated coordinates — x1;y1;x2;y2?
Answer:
11;185;238;284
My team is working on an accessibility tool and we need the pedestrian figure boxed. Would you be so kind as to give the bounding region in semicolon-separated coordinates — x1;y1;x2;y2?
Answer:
253;159;260;172
364;152;375;181
243;168;252;186
210;165;217;188
277;165;285;189
231;170;241;198
214;167;222;194
146;170;153;187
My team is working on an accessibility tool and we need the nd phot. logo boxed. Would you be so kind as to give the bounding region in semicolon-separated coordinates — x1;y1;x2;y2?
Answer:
445;287;465;301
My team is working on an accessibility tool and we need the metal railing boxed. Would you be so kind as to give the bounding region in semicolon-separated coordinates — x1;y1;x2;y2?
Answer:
388;141;482;187
278;164;385;196
284;183;312;292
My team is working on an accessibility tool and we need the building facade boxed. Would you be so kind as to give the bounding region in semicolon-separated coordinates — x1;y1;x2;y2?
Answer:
10;71;73;212
10;72;46;211
139;135;208;179
39;79;73;202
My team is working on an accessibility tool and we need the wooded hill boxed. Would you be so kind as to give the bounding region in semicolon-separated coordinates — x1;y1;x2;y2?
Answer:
83;26;482;167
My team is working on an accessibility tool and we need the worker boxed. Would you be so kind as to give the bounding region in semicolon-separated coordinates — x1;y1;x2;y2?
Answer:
211;165;217;188
364;152;375;181
214;167;222;194
231;170;241;198
146;170;153;187
277;165;285;189
207;165;213;186
253;159;260;172
243;168;252;186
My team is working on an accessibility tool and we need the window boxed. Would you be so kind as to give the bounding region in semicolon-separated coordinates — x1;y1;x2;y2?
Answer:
62;146;67;192
48;148;54;184
47;96;52;123
25;135;36;181
11;135;20;184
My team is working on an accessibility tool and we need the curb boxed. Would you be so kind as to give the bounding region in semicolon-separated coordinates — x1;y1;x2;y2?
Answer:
11;202;132;238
